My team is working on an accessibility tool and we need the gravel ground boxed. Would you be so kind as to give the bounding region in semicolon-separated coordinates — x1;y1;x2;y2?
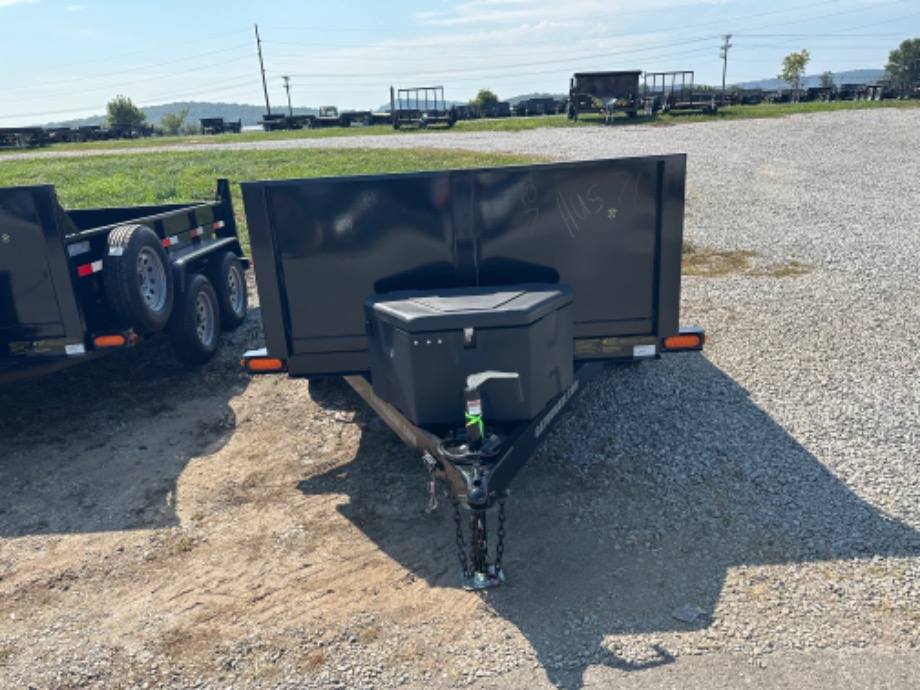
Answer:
1;108;918;688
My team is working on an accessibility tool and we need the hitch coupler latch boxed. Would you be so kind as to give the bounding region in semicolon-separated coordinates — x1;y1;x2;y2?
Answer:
464;371;521;452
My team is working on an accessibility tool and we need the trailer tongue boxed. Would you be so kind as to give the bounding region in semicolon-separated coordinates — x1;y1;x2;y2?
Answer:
241;156;703;588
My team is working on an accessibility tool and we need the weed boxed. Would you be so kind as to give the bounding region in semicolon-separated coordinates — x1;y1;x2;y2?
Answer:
304;650;325;670
682;241;811;278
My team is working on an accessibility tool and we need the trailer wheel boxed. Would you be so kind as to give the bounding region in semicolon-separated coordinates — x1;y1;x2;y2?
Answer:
207;251;248;330
104;224;174;334
168;273;221;364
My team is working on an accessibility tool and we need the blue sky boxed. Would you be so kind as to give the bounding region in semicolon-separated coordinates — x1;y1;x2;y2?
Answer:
1;0;918;126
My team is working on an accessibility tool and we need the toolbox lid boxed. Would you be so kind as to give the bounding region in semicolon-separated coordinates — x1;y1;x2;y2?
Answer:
366;284;572;332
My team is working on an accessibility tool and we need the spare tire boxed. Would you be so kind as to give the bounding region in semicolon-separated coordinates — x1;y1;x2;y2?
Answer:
104;224;174;333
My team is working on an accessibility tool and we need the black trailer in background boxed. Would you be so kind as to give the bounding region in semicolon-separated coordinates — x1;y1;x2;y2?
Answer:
1;180;249;386
241;156;702;587
567;70;643;121
200;117;242;134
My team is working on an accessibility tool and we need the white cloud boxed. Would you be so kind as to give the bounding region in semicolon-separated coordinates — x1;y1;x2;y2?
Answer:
0;0;39;8
415;0;726;27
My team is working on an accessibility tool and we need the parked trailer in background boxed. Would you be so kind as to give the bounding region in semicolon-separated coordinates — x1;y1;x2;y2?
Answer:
200;118;242;134
567;70;642;121
643;71;717;115
390;86;456;129
0;127;47;149
1;180;249;386
241;156;704;588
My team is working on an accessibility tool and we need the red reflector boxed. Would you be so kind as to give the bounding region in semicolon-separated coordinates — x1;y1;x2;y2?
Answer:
664;335;701;350
77;264;94;277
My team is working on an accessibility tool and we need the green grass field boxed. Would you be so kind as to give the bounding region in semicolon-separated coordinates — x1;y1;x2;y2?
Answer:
0;148;541;252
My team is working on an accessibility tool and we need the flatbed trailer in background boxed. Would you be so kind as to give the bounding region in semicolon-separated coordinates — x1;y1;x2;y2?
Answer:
390;86;456;129
643;71;718;115
1;180;249;386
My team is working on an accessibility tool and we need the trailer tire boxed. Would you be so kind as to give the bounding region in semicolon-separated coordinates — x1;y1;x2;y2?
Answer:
104;224;174;334
168;273;221;364
207;251;248;330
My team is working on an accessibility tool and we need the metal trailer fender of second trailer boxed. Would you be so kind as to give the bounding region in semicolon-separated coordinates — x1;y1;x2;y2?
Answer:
0;179;249;386
240;157;704;589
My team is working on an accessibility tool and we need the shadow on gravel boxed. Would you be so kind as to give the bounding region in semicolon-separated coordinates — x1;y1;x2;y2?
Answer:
299;355;920;689
0;329;251;538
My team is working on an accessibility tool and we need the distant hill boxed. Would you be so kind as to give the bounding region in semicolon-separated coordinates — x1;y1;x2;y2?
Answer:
734;69;886;91
506;92;566;105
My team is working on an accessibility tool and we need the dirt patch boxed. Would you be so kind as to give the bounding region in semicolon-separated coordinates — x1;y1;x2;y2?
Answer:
682;240;811;278
0;272;913;689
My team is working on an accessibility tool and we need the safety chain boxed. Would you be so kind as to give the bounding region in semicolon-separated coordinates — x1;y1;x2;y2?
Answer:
423;453;439;513
472;512;488;574
452;496;508;580
495;497;506;572
453;499;472;579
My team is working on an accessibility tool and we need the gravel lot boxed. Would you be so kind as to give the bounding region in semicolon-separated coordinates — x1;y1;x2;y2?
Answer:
1;108;918;688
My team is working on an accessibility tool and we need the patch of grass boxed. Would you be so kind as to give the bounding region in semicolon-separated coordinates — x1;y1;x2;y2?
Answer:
145;531;201;561
304;650;326;671
682;240;811;278
899;604;920;622
354;622;381;645
750;260;811;278
682;240;758;277
0;644;15;666
0;148;539;255
158;625;220;662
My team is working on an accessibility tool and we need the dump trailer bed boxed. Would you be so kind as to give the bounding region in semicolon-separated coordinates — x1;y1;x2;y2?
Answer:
241;156;702;587
567;70;642;120
243;156;686;375
1;180;249;386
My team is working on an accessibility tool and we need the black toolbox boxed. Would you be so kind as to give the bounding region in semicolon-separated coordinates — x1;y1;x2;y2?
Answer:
365;284;574;426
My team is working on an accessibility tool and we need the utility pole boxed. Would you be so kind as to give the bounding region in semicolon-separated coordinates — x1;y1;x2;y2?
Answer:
720;34;732;105
282;76;293;116
255;24;271;116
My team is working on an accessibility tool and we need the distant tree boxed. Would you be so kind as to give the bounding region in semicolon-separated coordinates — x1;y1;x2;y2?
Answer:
180;120;202;136
885;37;920;84
470;89;499;111
819;71;835;89
778;50;811;91
106;95;146;127
158;106;189;136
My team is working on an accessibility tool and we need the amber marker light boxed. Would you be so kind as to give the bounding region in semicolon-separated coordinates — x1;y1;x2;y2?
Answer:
245;357;285;372
94;334;126;348
663;334;702;350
